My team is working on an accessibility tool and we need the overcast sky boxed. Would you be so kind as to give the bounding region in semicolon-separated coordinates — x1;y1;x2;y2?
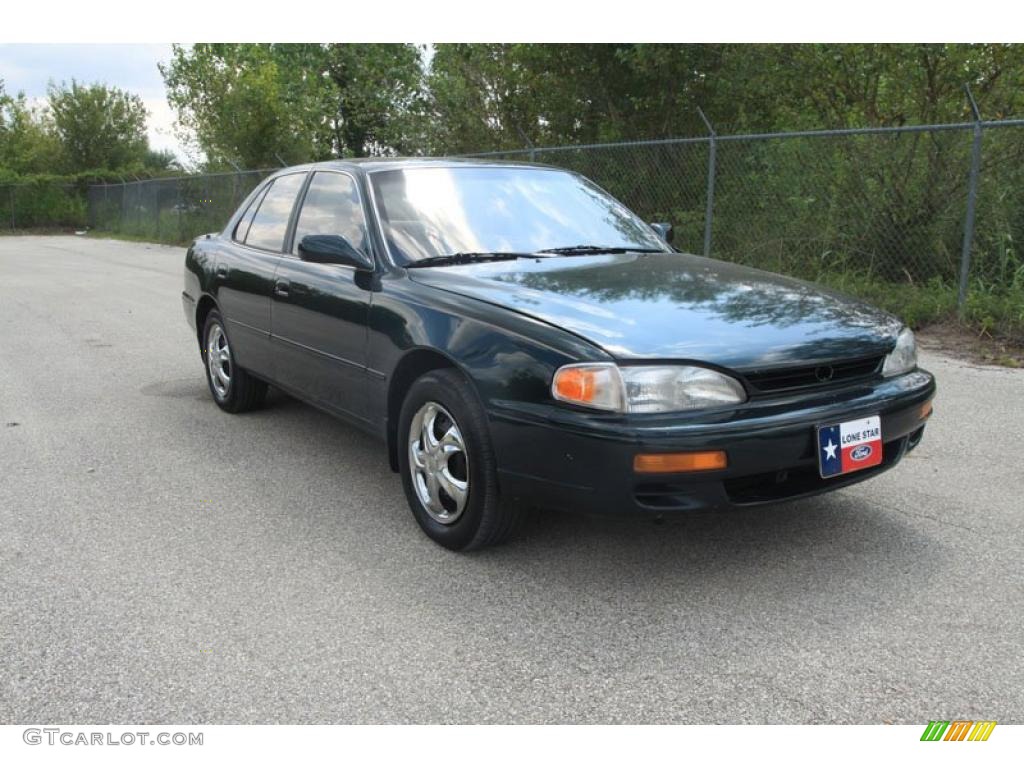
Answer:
0;43;184;159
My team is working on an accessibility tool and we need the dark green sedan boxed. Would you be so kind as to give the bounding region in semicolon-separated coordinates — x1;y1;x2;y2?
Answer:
182;158;935;550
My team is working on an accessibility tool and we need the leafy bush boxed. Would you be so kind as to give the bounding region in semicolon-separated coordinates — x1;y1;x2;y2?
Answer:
3;180;86;228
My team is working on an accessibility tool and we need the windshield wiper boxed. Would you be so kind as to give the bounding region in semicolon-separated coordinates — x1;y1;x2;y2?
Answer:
537;245;665;256
405;252;539;268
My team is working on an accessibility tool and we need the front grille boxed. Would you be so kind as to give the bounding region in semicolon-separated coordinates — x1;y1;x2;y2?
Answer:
743;355;883;394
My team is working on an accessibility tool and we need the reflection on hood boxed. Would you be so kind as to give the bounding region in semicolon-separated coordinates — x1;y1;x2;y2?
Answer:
407;253;901;369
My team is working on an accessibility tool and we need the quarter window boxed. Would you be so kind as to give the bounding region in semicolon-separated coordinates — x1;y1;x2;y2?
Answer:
244;173;306;252
292;172;370;257
232;185;267;243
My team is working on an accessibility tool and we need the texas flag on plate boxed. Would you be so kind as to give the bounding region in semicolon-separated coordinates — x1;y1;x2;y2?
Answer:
818;415;883;478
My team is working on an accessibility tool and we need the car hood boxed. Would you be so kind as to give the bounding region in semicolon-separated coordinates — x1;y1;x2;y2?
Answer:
406;253;902;370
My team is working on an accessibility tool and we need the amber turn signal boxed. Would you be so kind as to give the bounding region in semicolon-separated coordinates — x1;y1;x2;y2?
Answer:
553;366;596;403
633;450;728;474
550;363;625;411
920;400;933;420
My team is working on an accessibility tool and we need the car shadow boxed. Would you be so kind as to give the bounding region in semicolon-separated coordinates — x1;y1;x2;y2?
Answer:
512;491;929;562
190;382;946;605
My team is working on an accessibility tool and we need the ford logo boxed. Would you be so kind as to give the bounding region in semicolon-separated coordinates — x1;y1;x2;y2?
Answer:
851;445;873;462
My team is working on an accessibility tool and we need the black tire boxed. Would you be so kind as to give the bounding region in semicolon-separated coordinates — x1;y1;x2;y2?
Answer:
201;310;267;413
397;368;523;551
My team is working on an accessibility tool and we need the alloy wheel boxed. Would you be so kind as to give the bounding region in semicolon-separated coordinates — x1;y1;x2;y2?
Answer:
206;322;232;399
408;401;470;524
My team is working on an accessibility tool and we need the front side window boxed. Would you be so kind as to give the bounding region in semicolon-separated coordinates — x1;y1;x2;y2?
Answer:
244;173;306;252
292;172;370;257
370;166;669;264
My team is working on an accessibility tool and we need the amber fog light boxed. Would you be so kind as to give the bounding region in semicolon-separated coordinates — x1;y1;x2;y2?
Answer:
633;451;728;474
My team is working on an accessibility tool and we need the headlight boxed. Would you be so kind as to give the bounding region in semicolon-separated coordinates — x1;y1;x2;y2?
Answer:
882;328;917;377
552;363;746;413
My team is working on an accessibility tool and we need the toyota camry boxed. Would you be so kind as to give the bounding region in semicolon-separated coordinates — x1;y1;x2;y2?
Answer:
182;159;935;550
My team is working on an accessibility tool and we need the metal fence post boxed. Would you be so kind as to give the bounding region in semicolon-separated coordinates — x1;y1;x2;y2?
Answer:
154;181;161;242
119;178;127;233
514;127;536;162
698;108;716;259
958;86;984;315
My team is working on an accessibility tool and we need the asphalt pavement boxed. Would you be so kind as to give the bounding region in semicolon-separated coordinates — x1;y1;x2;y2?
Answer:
1;236;1021;723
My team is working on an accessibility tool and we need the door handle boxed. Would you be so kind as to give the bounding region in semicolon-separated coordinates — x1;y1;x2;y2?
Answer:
274;279;290;297
215;266;228;278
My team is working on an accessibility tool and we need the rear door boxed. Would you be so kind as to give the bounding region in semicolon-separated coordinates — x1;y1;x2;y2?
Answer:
270;170;374;422
215;172;306;377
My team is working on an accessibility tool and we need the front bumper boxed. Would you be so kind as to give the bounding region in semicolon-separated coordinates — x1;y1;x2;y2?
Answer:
488;369;936;516
182;290;197;330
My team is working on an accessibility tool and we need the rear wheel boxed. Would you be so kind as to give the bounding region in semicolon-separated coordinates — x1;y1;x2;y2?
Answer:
202;310;267;413
397;369;522;550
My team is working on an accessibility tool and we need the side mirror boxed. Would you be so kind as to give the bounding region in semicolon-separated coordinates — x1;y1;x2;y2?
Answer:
649;222;674;244
298;234;372;270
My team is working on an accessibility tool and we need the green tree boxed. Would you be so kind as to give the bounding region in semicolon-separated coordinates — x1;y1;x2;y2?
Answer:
734;44;1024;129
423;43;1024;152
161;43;425;168
47;80;149;172
323;43;426;156
0;80;63;175
425;44;545;153
143;148;180;172
162;44;308;168
425;44;739;152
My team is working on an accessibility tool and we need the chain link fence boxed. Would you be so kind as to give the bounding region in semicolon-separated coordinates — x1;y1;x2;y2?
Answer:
2;170;279;241
1;181;86;230
475;119;1024;316
3;118;1023;336
0;170;276;238
85;169;277;243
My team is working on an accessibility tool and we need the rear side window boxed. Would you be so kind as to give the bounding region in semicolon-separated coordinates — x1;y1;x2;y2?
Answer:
244;173;306;252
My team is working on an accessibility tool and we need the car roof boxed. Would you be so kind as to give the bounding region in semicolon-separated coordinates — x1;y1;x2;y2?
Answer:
274;156;557;176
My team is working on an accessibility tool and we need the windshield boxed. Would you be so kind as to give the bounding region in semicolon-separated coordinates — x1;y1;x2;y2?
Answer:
369;166;669;264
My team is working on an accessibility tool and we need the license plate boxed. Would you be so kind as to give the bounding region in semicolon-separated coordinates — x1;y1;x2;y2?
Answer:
817;415;883;478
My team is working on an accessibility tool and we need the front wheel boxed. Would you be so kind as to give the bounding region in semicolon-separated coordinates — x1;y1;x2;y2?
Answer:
201;310;267;413
397;369;522;550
